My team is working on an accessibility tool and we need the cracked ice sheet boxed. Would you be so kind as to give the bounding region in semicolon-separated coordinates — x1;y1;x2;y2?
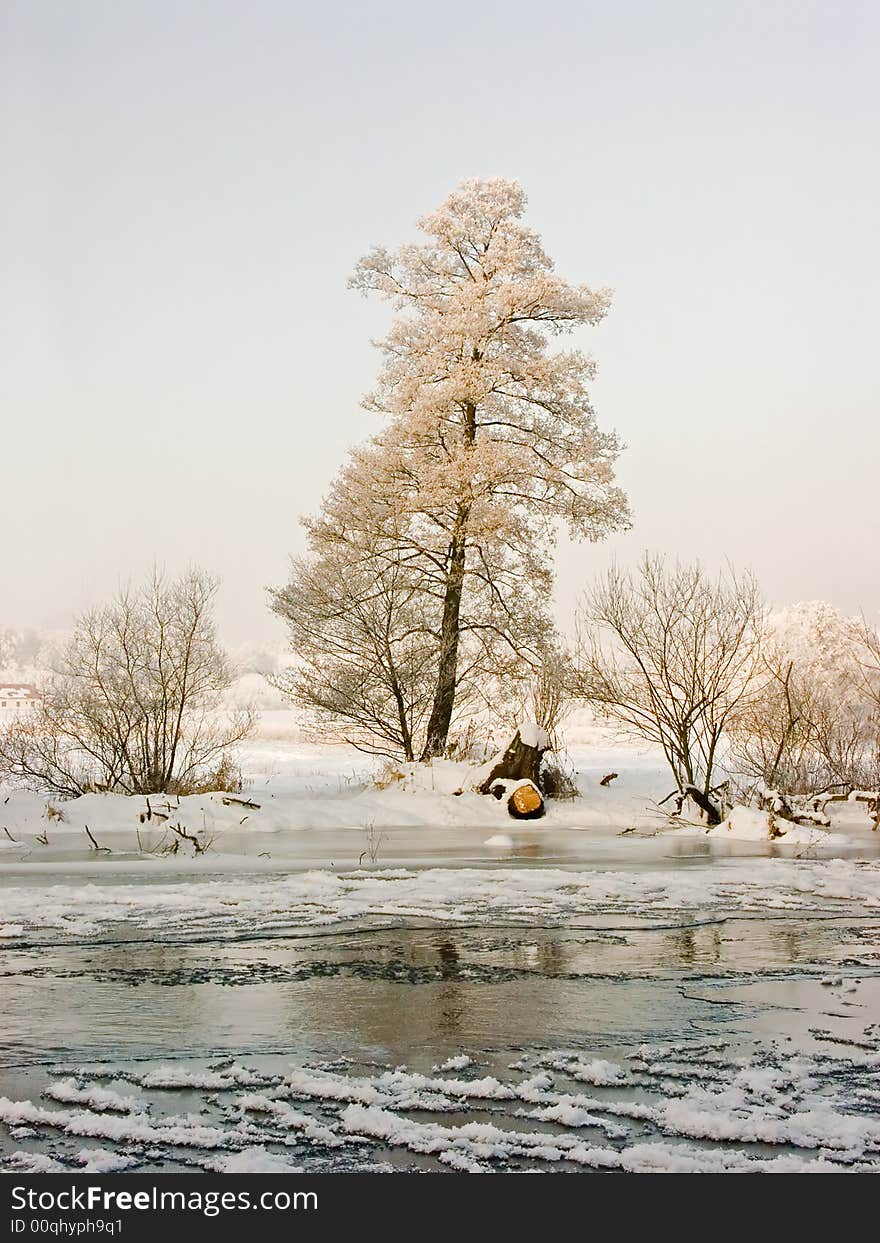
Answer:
1;858;879;945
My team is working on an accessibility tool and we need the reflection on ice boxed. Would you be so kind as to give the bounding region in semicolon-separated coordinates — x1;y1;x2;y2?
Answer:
1;920;879;1172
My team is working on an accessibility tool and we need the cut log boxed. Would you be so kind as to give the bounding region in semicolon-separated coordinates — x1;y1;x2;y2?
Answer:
509;781;544;819
476;726;549;795
487;779;546;820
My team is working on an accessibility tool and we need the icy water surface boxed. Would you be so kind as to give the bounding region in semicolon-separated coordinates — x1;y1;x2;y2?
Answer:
2;846;880;1173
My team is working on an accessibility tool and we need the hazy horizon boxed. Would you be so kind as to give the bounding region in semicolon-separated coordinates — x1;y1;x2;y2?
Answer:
3;1;878;644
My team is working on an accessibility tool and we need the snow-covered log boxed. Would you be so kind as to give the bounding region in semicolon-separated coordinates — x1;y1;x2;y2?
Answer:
709;805;803;841
846;790;880;830
460;725;550;817
756;787;832;828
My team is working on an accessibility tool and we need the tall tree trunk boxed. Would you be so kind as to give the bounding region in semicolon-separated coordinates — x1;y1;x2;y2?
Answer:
421;516;467;759
421;397;477;761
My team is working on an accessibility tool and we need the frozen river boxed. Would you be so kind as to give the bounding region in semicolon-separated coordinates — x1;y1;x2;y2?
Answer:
2;821;880;1173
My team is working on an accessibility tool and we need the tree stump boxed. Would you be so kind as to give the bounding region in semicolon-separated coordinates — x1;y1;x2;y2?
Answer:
476;726;549;794
683;785;723;826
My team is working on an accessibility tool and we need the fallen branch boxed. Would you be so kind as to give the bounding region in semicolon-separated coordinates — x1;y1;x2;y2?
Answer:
659;784;723;826
756;787;831;828
84;824;111;853
646;801;710;831
168;822;213;854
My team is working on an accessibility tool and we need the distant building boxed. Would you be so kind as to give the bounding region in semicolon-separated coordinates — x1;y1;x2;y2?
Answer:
0;683;41;717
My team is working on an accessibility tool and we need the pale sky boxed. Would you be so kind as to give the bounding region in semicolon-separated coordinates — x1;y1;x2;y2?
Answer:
2;0;878;644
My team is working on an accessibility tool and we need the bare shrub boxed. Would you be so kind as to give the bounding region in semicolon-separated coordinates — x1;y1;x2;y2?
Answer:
524;646;575;750
270;533;438;762
0;569;254;798
728;654;828;793
177;753;245;796
540;752;579;800
576;555;763;797
730;615;880;797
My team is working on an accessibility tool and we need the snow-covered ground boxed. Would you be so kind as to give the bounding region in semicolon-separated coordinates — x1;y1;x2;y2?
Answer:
1;721;879;1173
2;727;877;857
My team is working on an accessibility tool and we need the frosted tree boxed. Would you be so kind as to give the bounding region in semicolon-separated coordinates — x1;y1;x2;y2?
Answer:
0;628;44;676
733;603;880;795
348;178;630;757
0;629;14;669
857;615;880;718
855;618;880;797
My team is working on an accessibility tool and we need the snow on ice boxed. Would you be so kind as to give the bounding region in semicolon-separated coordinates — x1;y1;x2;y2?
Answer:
1;856;878;947
3;1033;879;1174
